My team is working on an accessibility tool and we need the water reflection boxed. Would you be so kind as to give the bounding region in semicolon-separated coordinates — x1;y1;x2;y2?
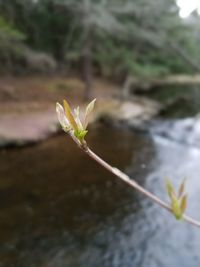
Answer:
0;124;200;267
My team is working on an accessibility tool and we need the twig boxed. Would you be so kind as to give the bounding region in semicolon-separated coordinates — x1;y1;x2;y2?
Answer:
67;130;200;228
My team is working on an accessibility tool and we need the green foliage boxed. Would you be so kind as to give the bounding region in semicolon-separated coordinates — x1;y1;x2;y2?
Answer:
1;0;200;77
74;129;88;142
56;98;96;143
0;15;26;70
166;178;188;220
0;16;25;41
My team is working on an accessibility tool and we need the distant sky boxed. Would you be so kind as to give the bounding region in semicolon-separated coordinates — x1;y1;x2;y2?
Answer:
177;0;200;18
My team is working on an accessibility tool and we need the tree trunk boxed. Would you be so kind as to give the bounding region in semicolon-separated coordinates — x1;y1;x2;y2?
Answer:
83;32;92;101
82;0;93;101
121;75;133;100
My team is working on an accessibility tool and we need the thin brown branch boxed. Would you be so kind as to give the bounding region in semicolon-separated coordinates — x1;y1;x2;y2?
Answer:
68;130;200;228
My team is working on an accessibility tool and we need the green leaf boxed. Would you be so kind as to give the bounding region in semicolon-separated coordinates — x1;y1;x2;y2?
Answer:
56;102;70;130
178;177;187;198
74;106;84;130
63;99;78;131
165;179;175;199
180;194;188;214
84;98;96;129
74;129;88;142
171;197;182;220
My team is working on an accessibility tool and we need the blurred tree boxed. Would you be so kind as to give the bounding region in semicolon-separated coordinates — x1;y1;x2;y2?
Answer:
0;15;25;72
0;0;200;96
55;0;126;99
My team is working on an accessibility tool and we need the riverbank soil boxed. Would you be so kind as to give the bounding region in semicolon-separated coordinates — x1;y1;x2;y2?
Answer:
0;75;120;146
0;75;162;147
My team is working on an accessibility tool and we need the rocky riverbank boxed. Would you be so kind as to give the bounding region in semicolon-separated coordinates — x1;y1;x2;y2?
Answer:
0;107;58;147
0;98;161;148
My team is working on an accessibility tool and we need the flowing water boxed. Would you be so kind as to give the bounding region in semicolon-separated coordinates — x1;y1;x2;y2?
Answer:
0;122;200;267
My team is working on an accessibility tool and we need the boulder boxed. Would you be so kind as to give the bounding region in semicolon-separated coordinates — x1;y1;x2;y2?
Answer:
0;109;58;147
93;97;161;129
23;48;57;73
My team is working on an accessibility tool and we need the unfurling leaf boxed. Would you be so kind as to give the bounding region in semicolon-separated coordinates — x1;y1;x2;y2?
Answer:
63;99;78;131
178;177;187;198
171;197;182;220
180;194;188;214
56;99;97;143
165;178;188;220
74;106;84;130
74;106;80;117
56;102;70;130
166;179;175;198
84;98;96;129
74;129;88;142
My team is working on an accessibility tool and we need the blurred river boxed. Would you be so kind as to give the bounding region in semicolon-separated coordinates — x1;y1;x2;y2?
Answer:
0;122;200;267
